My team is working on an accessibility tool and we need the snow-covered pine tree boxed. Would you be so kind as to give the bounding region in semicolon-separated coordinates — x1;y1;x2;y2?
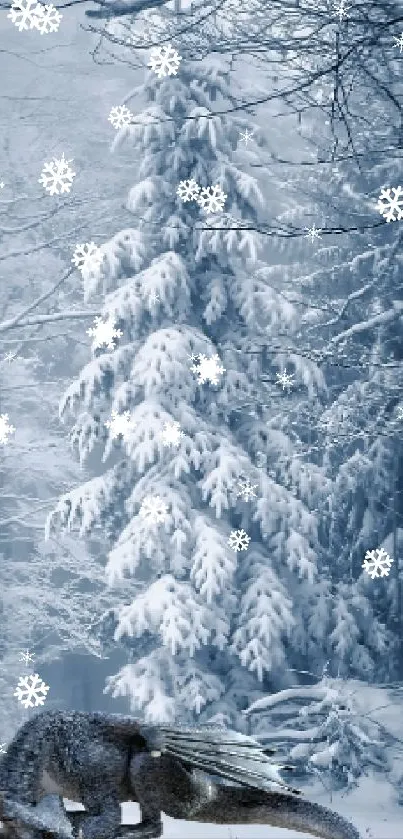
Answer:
47;49;329;725
250;9;403;680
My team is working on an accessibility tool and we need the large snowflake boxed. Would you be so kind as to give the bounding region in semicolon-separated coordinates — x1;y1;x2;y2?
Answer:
139;495;169;526
105;410;136;441
14;673;50;709
276;369;294;391
191;353;225;385
87;316;123;350
33;3;62;33
148;44;182;78
376;187;403;222
176;179;200;203
362;547;394;579
161;420;183;447
72;242;103;276
7;0;42;31
228;528;251;552
0;414;16;445
197;184;227;214
108;105;134;130
38;153;76;196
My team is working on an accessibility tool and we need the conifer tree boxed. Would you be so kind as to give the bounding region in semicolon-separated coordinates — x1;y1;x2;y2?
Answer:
47;49;333;724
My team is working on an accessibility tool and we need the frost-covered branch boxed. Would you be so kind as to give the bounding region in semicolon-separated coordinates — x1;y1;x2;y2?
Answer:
330;301;403;345
243;686;329;716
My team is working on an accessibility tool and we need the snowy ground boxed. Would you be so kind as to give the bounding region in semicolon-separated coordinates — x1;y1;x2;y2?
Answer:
119;775;401;839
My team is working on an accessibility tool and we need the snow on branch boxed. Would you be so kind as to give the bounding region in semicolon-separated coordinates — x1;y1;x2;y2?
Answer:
45;472;116;539
330;300;403;344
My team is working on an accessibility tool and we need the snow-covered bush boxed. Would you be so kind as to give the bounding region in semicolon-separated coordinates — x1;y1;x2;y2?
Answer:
244;677;388;790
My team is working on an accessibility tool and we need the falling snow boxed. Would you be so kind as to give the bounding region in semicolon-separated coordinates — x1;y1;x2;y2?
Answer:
105;410;137;440
191;353;225;385
228;528;251;552
87;317;123;350
362;547;394;579
0;414;16;445
14;673;50;709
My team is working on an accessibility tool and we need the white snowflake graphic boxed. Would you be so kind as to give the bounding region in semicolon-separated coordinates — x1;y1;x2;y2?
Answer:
362;547;394;579
108;105;134;130
38;153;76;196
161;420;183;447
394;33;403;52
72;242;103;275
7;0;42;31
87;316;123;350
376;187;403;222
197;184;227;215
0;414;16;445
334;0;349;20
0;743;6;754
0;181;4;189
33;3;62;33
236;478;258;501
191;353;225;385
396;406;403;420
14;673;50;709
148;44;182;78
19;649;35;666
305;224;322;242
105;410;136;441
228;528;251;552
239;129;254;146
176;179;200;203
276;369;294;391
139;494;169;525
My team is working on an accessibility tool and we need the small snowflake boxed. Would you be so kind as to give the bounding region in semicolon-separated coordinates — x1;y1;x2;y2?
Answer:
33;3;62;34
276;369;294;391
393;33;403;52
376;187;403;222
305;224;322;241
0;181;4;189
161;420;183;447
396;406;403;420
108;105;134;130
14;673;50;709
87;316;123;350
7;0;42;31
148;44;182;78
0;414;16;445
139;494;169;525
236;478;258;501
228;528;251;552
191;353;225;385
239;129;254;146
0;743;6;754
72;242;103;275
197;184;227;214
19;649;35;666
334;0;349;20
362;547;394;579
3;352;17;363
176;179;200;203
105;410;136;441
39;153;76;196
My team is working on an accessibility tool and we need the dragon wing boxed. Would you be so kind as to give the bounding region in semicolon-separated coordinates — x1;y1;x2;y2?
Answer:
152;726;300;795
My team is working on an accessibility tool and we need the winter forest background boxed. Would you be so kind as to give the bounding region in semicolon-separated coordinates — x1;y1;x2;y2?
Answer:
1;0;403;835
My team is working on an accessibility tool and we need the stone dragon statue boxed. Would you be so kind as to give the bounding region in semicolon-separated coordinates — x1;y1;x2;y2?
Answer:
0;711;361;839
